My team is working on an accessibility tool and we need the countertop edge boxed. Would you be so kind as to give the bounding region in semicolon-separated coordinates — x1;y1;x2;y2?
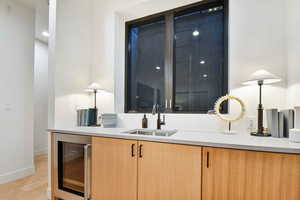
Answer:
47;129;300;154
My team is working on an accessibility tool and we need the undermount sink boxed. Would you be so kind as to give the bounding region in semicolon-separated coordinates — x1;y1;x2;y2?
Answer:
123;129;177;137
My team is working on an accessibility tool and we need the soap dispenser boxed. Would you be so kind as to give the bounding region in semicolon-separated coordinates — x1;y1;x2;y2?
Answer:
142;114;148;128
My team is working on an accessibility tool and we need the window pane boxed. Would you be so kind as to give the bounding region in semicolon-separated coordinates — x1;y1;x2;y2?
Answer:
127;18;166;112
174;5;226;113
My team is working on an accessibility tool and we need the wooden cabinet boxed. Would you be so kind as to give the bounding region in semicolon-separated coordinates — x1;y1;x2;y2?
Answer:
138;141;202;200
91;138;202;200
202;147;300;200
92;137;138;200
91;137;300;200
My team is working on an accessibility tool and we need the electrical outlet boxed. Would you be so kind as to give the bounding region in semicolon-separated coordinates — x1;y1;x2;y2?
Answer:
247;116;256;133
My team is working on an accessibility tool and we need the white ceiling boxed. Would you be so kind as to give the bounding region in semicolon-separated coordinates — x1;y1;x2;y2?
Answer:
35;0;49;43
16;0;49;43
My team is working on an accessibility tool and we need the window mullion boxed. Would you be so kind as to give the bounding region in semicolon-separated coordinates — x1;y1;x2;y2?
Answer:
164;13;174;113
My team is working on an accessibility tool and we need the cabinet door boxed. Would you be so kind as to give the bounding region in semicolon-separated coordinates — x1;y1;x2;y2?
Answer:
138;141;202;200
92;137;138;200
203;147;300;200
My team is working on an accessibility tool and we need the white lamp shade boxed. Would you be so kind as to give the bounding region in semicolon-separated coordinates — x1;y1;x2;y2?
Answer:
85;82;104;92
242;69;281;85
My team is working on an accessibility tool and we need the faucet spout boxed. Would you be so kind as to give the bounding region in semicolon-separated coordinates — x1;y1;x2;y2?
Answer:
152;104;165;130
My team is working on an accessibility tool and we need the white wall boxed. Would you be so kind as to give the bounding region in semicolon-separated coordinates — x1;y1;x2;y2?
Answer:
48;0;57;196
90;0;287;132
52;0;93;128
0;0;35;183
286;0;300;108
228;0;287;130
50;0;294;132
34;40;48;156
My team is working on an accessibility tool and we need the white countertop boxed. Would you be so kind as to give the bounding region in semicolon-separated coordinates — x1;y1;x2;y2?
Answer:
48;127;300;154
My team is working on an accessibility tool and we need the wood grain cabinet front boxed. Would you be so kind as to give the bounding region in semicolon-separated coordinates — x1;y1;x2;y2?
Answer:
91;137;202;200
202;147;300;200
91;137;138;200
138;141;202;200
91;137;300;200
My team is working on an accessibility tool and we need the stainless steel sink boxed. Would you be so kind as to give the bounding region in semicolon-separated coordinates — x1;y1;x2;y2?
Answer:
123;129;177;137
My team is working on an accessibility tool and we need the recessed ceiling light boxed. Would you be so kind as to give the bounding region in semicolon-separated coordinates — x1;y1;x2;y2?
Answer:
203;74;208;78
156;66;161;70
200;60;205;65
42;31;50;37
193;30;199;37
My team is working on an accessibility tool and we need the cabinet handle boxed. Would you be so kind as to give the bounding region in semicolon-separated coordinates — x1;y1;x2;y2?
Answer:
131;144;136;157
169;99;172;109
139;144;143;158
206;151;210;168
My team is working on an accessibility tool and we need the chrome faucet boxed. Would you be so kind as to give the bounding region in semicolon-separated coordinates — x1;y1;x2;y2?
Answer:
152;104;165;130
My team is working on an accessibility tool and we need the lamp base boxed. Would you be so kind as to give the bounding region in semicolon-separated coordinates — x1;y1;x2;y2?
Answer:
250;131;271;137
87;108;98;126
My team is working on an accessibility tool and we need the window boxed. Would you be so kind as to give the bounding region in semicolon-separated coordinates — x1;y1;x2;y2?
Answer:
126;18;166;113
126;0;228;113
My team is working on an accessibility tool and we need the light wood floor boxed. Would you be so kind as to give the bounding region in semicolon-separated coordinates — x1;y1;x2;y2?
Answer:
0;155;48;200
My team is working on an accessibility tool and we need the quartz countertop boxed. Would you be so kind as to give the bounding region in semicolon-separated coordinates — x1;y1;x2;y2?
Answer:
48;127;300;154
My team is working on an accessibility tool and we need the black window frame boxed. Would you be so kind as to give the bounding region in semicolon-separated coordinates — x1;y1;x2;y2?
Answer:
125;0;229;114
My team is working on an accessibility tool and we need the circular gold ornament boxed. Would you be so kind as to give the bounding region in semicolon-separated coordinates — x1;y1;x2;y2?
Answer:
214;95;246;132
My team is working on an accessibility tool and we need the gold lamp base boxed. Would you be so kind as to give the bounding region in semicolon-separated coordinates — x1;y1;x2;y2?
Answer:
251;131;271;137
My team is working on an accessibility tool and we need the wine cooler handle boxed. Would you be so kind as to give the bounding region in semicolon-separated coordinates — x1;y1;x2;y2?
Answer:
84;144;91;200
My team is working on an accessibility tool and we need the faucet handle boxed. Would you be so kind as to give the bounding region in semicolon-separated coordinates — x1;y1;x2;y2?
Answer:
152;104;160;115
162;114;166;124
152;104;157;115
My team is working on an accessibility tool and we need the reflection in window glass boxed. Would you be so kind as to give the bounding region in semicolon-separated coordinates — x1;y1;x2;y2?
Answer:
127;19;166;112
174;5;225;112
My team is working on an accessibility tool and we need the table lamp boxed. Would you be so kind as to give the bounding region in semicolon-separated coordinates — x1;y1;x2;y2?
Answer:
85;83;104;126
242;69;281;136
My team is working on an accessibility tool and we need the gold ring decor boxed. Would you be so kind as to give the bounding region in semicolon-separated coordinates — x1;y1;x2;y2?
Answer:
214;95;246;123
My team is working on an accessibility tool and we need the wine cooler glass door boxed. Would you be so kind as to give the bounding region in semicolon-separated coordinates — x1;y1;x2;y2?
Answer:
58;141;85;197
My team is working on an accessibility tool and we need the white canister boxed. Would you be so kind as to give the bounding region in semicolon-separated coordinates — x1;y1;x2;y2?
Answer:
289;129;300;143
295;107;300;129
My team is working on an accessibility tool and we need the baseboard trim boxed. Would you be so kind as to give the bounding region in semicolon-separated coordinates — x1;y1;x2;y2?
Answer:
0;166;35;184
